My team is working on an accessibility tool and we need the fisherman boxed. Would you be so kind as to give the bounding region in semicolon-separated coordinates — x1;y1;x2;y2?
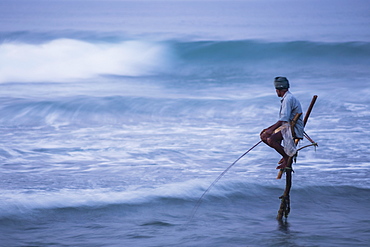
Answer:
260;77;304;169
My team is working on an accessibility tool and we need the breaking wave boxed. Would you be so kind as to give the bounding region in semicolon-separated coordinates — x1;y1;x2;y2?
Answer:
0;38;174;83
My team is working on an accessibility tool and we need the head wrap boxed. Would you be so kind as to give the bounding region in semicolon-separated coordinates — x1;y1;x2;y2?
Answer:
274;77;290;89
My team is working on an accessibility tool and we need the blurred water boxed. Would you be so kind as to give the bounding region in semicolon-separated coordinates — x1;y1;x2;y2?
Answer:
1;0;370;246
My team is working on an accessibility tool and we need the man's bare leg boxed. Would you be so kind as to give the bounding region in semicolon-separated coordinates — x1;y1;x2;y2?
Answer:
266;132;289;169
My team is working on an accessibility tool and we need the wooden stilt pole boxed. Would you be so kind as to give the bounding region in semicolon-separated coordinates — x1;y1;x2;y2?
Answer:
276;95;318;220
276;155;294;220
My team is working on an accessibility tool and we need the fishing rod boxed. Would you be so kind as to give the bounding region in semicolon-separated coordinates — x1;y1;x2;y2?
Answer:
189;140;263;221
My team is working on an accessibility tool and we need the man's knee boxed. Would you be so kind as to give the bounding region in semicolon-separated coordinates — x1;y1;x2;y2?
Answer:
260;135;268;143
260;131;270;143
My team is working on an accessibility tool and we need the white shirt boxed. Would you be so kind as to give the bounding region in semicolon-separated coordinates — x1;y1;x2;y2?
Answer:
279;91;304;138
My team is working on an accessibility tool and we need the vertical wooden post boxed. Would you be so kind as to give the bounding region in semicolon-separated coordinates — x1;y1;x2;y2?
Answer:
276;133;299;220
277;160;292;220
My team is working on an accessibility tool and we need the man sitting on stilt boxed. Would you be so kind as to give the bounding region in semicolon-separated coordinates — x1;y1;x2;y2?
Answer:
260;77;304;169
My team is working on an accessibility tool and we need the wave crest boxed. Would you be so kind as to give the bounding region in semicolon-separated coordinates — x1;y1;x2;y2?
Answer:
0;39;173;83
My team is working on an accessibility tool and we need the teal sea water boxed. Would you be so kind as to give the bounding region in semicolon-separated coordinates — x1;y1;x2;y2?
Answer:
1;0;370;246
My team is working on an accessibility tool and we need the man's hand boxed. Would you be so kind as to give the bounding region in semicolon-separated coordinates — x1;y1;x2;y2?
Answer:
260;127;273;141
260;121;283;141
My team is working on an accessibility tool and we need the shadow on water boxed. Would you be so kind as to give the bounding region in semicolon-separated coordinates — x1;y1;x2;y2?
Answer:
277;218;290;234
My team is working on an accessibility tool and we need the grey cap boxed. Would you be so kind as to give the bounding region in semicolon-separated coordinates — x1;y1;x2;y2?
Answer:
274;76;290;89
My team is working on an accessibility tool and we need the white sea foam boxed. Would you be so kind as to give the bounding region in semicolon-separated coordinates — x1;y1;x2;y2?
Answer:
0;180;203;216
0;39;173;83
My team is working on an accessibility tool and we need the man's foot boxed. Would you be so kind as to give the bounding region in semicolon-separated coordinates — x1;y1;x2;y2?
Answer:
276;157;288;169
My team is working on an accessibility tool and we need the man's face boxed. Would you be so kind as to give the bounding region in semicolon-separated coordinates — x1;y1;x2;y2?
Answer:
276;89;283;97
275;89;287;97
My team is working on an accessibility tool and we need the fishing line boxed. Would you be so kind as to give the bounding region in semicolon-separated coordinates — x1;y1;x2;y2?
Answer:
189;140;262;221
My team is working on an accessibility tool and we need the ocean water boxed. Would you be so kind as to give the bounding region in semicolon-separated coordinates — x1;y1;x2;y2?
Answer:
1;0;370;246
